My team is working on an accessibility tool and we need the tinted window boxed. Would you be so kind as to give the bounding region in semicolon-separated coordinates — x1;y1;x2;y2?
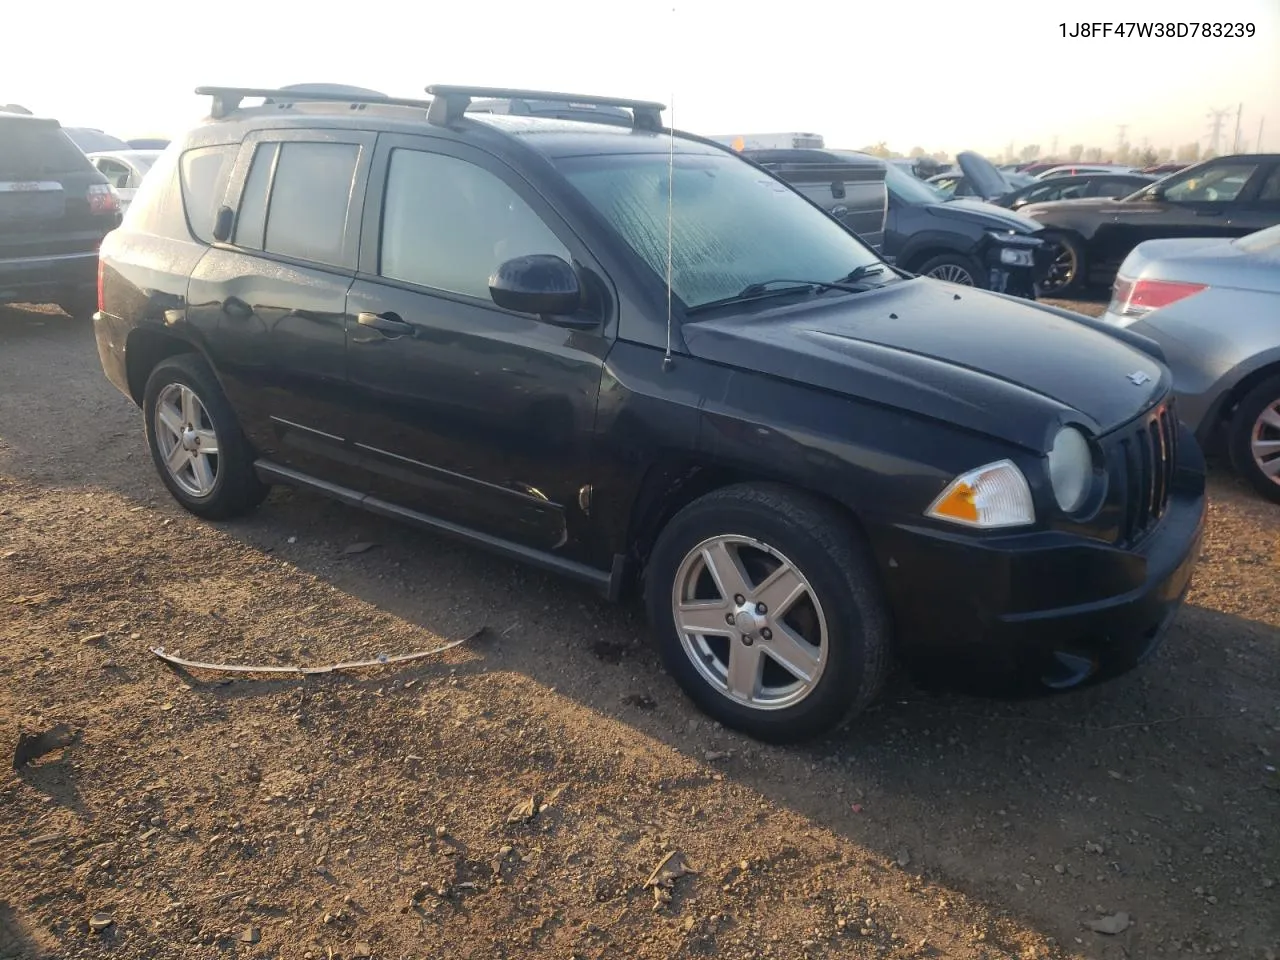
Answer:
234;142;276;249
179;144;238;243
1162;161;1258;203
263;141;359;267
1256;166;1280;203
1096;178;1142;197
0;119;93;178
380;149;569;300
558;151;884;309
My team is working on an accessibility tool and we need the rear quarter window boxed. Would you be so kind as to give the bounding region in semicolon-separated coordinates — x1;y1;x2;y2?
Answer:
120;145;189;239
179;144;238;243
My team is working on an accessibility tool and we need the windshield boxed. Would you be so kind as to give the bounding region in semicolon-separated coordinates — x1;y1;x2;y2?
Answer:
1235;223;1280;253
555;151;884;309
882;164;945;205
0;119;93;178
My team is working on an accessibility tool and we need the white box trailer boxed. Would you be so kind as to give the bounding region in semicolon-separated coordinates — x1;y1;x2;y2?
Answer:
708;132;825;151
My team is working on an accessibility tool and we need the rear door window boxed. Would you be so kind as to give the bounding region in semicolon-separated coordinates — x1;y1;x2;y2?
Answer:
179;144;238;243
261;142;360;268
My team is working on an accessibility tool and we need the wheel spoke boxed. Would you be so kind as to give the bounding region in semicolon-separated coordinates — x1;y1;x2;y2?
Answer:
674;599;735;637
701;541;752;602
195;429;219;456
753;562;807;619
157;402;184;438
724;642;764;701
180;386;199;427
190;453;216;493
1252;438;1280;455
1257;406;1280;433
764;622;822;683
1260;455;1280;478
165;442;190;473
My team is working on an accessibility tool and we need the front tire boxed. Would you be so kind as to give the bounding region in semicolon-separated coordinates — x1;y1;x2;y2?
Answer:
142;353;269;520
917;252;983;288
1227;375;1280;504
644;484;892;743
1038;230;1087;296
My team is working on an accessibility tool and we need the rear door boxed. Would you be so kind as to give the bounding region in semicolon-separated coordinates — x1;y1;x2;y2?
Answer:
1230;161;1280;234
343;134;611;555
185;128;376;490
0;117;113;275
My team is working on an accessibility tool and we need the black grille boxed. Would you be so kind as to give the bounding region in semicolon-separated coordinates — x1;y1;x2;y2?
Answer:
1114;400;1178;545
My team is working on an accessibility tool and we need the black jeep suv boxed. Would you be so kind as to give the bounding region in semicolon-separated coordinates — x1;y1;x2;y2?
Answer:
1;111;122;317
95;84;1207;742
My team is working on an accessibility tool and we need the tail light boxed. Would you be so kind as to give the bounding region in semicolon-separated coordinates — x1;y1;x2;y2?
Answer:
87;183;120;216
97;257;105;314
1107;275;1207;323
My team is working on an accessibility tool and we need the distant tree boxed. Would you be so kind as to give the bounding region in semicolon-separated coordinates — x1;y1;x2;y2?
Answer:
908;146;926;158
1138;147;1160;167
1019;143;1041;162
931;150;949;163
1115;143;1134;164
1067;143;1084;162
1083;146;1104;162
859;142;892;159
1156;146;1173;161
1175;141;1202;162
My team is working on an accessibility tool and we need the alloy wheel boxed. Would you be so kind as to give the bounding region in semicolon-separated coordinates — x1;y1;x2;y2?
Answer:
1041;244;1076;293
154;383;221;498
1251;399;1280;486
926;263;975;285
671;535;828;710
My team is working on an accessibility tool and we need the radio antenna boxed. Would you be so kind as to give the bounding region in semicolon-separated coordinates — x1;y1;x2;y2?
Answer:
662;85;675;373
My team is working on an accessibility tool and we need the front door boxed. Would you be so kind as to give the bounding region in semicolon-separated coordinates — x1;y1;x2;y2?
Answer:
344;134;612;557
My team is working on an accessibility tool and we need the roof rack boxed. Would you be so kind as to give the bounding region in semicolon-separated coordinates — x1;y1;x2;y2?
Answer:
195;86;433;120
424;85;665;132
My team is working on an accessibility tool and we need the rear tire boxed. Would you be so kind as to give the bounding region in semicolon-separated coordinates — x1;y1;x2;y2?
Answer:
1227;375;1280;504
643;483;892;743
142;353;269;520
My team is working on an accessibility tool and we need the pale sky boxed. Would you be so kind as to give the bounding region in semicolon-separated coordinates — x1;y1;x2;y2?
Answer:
3;0;1278;157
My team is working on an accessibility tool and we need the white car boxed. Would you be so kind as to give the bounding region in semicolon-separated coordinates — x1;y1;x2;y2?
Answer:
86;150;162;212
1036;163;1142;180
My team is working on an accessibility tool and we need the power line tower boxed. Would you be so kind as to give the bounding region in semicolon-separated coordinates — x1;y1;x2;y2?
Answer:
1115;124;1128;159
1206;107;1231;155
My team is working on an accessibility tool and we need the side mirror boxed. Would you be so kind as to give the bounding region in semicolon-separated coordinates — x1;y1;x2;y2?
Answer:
1145;185;1166;201
489;254;585;320
212;205;234;243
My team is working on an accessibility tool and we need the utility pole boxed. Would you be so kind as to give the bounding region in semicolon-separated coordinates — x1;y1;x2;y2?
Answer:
1259;116;1266;152
1115;124;1128;161
1050;135;1059;158
1232;103;1243;153
1206;107;1231;155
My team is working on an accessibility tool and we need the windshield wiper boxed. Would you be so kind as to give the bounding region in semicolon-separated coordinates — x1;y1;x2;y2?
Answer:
839;264;885;285
686;273;887;316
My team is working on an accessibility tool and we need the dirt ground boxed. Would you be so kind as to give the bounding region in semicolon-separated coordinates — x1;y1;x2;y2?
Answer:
1;302;1277;960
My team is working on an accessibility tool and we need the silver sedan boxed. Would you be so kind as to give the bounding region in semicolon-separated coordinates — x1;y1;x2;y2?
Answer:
1102;224;1280;503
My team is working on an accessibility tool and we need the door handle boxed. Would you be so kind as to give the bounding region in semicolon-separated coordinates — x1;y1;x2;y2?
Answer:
224;295;253;319
356;311;414;337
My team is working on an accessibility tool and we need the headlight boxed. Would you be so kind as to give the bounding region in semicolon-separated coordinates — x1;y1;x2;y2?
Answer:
1047;426;1093;513
999;247;1034;266
926;460;1035;529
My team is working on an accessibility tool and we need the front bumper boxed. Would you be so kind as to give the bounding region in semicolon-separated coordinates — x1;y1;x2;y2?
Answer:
0;250;98;305
981;234;1044;300
872;424;1207;694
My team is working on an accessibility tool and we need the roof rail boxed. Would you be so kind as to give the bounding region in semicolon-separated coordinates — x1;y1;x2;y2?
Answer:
195;86;433;119
425;85;665;132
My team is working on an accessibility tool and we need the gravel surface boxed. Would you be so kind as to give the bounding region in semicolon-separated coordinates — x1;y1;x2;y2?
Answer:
2;303;1277;960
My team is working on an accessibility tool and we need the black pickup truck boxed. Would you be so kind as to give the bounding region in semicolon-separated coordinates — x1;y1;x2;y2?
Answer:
0;111;123;317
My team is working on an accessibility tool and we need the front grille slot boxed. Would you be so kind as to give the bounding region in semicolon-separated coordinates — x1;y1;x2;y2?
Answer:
1114;400;1176;546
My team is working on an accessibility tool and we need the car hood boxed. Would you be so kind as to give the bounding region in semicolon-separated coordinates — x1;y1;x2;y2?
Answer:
1019;196;1119;218
681;278;1168;450
956;150;1011;199
928;199;1043;233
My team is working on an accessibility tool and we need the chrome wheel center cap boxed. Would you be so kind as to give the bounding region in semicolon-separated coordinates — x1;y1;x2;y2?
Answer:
732;605;767;637
181;427;199;452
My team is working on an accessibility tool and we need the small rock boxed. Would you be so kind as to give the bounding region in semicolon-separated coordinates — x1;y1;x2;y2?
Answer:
240;925;260;943
343;542;378;555
1086;912;1131;935
1054;864;1066;875
287;536;297;544
435;825;447;838
507;796;538;824
88;913;114;933
81;632;107;645
352;943;373;958
896;848;911;868
704;750;730;762
1084;841;1104;854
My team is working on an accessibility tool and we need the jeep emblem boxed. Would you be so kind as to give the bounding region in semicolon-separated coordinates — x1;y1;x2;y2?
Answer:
1127;370;1152;386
